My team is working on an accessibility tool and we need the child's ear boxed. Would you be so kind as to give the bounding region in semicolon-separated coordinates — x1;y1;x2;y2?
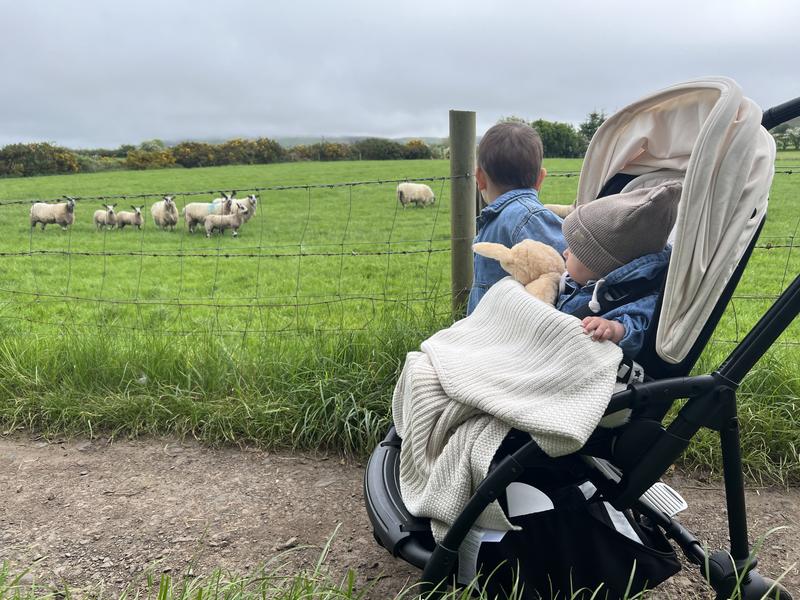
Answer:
475;166;488;191
534;167;547;191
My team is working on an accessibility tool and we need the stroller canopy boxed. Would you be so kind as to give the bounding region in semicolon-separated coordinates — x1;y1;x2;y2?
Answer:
575;77;776;364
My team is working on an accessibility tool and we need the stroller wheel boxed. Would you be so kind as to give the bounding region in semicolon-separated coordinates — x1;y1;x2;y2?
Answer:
711;568;793;600
736;573;793;600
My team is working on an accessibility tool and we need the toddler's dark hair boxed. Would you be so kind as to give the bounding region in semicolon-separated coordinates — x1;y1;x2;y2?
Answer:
478;122;543;189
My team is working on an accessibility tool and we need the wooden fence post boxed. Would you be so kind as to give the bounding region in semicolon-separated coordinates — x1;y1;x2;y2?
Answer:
449;110;477;317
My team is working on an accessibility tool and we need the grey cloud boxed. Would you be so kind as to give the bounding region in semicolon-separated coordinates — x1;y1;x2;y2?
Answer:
0;0;796;147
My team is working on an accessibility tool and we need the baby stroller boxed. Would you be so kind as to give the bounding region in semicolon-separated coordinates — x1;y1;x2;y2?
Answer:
365;78;800;599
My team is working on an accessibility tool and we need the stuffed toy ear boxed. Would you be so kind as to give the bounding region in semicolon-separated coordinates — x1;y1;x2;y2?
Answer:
473;242;512;261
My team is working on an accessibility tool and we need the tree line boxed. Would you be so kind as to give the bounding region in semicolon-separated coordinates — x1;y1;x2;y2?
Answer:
0;112;614;179
499;111;606;158
770;123;800;151
0;137;448;178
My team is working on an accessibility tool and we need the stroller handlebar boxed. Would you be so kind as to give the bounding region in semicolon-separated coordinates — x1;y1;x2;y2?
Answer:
762;96;800;131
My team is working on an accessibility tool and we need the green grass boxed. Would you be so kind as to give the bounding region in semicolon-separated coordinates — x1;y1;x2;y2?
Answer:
0;159;798;480
0;160;459;455
776;149;800;164
0;161;457;333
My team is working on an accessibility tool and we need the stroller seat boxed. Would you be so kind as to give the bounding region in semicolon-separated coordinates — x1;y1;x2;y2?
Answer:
365;79;800;599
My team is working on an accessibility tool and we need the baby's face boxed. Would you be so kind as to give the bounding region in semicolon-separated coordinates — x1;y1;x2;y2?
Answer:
563;248;598;286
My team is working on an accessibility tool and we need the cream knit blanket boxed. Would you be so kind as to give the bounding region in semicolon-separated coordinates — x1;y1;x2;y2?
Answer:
392;277;622;540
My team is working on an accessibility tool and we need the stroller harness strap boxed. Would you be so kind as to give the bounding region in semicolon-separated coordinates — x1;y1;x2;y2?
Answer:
564;272;666;321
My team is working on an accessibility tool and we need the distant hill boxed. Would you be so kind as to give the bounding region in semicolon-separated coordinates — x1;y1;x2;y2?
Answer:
274;136;447;147
769;116;800;131
162;136;447;148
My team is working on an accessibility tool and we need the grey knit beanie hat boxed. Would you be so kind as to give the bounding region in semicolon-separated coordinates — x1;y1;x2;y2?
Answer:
562;181;682;278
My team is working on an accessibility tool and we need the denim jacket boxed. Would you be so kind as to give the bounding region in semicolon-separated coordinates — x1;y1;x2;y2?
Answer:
557;247;671;358
467;188;566;314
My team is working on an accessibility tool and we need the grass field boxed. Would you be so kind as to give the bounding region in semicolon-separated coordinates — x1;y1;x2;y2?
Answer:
0;155;798;480
0;161;459;335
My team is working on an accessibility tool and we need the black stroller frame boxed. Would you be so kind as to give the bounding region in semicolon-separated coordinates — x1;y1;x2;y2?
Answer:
365;97;800;599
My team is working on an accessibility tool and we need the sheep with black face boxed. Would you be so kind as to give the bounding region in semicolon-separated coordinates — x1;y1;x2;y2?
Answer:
30;196;76;231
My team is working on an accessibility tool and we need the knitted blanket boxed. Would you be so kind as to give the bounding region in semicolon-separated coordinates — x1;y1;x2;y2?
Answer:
392;277;622;540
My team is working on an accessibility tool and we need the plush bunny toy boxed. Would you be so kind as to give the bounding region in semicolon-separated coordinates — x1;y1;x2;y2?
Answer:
473;239;565;305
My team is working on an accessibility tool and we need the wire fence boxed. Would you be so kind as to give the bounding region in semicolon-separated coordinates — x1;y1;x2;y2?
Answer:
1;175;464;340
0;168;797;352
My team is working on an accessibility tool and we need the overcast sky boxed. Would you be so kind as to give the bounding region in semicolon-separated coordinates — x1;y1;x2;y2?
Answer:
1;0;797;148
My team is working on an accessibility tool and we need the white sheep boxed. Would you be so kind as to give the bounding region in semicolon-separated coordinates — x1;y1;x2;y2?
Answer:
30;196;76;231
116;205;145;230
93;204;117;230
205;200;248;237
235;194;258;223
183;192;235;233
397;182;435;208
214;193;257;223
150;195;179;230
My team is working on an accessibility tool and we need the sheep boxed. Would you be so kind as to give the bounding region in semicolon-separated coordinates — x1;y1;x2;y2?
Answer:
30;196;76;231
204;200;248;237
150;195;179;230
182;202;213;233
214;193;257;223
212;191;236;205
397;182;435;208
235;194;258;223
93;204;117;230
182;192;235;233
116;205;145;230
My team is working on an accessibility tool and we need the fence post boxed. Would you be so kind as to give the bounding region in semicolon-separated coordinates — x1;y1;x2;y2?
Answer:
449;110;477;317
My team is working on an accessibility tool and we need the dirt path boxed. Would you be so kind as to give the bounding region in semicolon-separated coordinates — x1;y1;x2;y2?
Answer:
1;435;797;598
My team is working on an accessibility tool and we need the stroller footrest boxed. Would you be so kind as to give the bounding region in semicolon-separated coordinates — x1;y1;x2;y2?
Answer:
584;457;687;517
641;481;688;517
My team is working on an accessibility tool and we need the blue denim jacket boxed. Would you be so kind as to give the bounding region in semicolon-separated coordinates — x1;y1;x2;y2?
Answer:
467;189;566;314
557;247;671;358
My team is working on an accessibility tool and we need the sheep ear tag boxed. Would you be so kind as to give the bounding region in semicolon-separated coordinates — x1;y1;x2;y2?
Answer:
472;242;511;261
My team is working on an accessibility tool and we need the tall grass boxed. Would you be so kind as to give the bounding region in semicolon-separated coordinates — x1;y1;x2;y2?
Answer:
683;349;800;485
0;304;448;455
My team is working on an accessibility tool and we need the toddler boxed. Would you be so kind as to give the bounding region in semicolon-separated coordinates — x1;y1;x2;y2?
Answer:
467;122;565;314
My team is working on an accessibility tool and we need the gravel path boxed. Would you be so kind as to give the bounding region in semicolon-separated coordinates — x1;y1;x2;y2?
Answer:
1;435;797;598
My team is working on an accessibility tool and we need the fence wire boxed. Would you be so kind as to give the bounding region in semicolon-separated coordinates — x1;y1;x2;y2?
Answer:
3;175;462;339
0;169;797;352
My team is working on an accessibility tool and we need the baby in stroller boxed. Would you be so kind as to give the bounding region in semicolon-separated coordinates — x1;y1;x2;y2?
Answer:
558;181;682;357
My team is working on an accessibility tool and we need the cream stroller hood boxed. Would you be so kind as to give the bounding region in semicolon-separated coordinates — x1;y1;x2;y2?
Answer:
575;77;776;364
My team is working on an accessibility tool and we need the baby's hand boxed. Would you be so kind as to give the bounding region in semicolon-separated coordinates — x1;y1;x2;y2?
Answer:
581;316;625;343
